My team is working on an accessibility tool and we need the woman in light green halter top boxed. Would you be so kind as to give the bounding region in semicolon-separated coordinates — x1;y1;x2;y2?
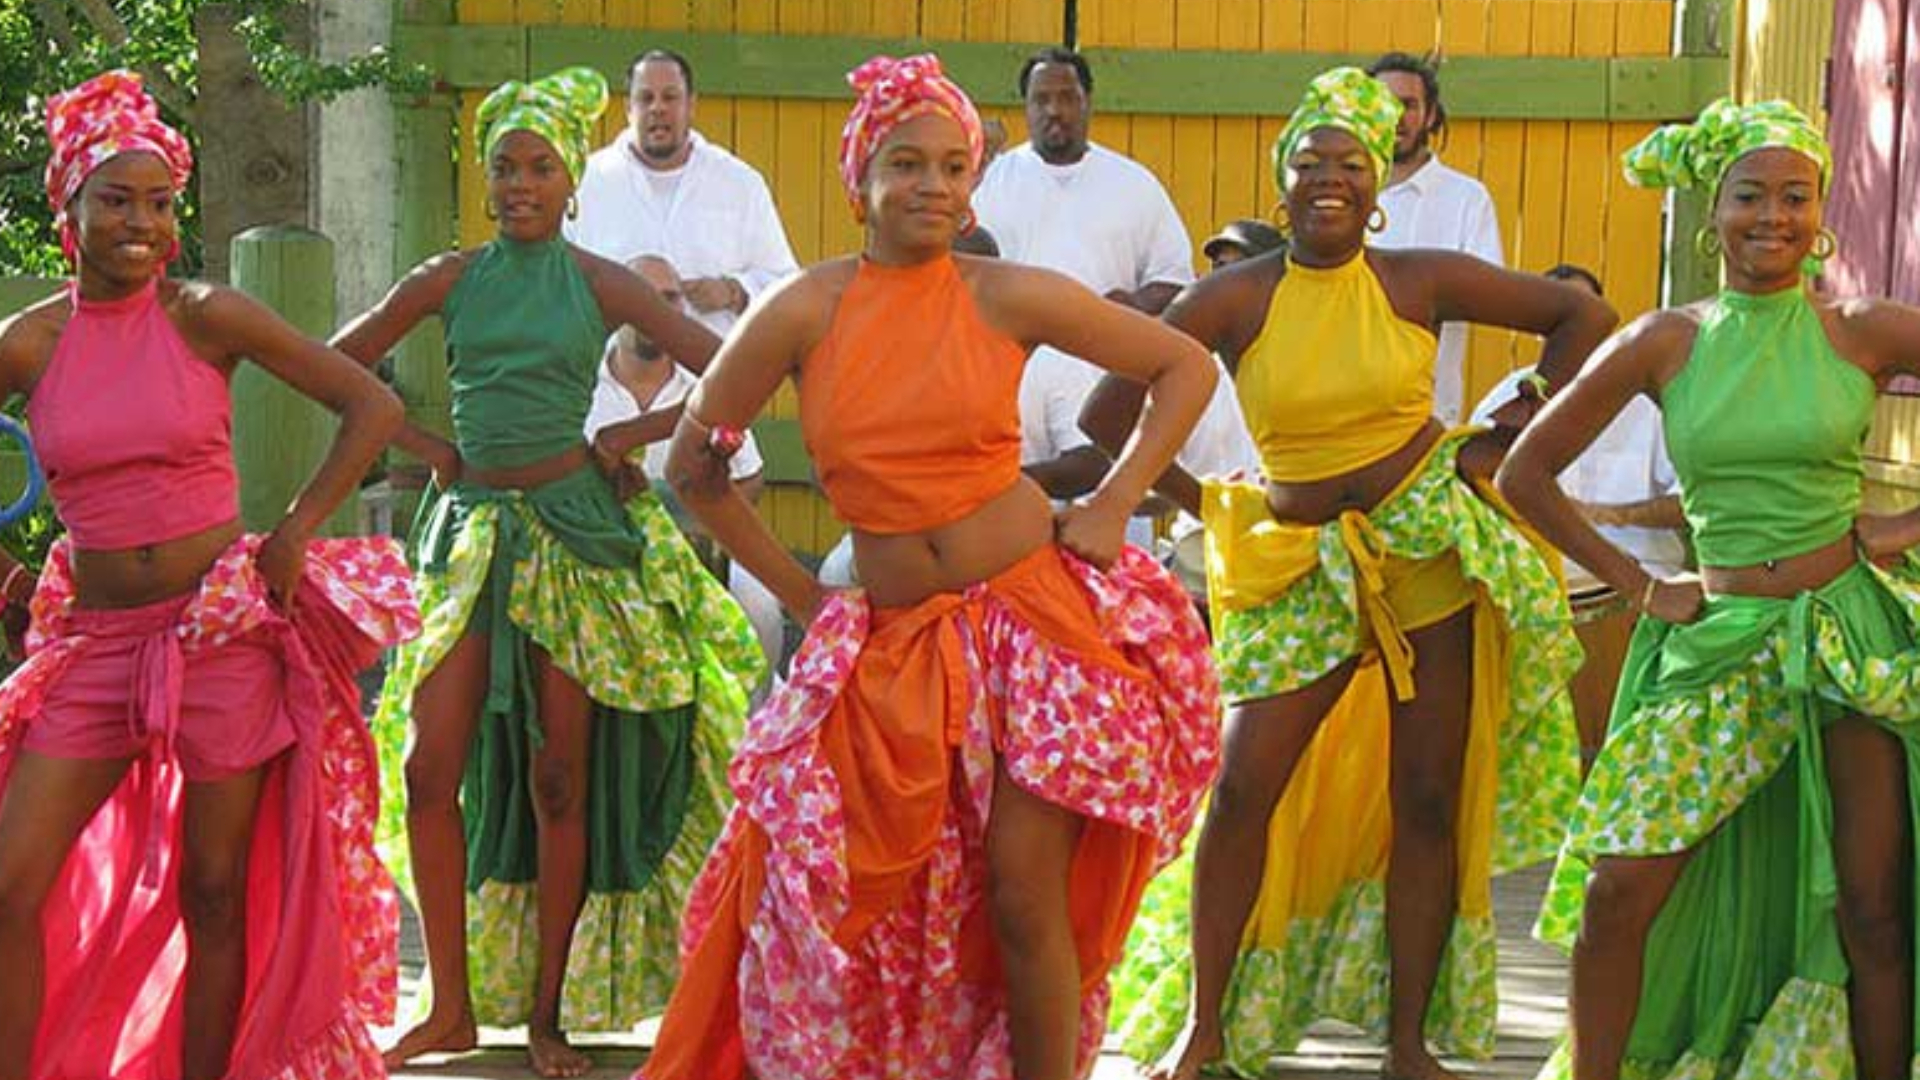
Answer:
330;69;765;1078
1503;102;1920;1080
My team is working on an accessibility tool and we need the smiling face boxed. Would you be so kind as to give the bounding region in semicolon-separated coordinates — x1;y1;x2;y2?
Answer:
1281;126;1377;262
70;151;177;294
860;111;976;263
626;57;694;168
1714;147;1823;292
487;129;573;241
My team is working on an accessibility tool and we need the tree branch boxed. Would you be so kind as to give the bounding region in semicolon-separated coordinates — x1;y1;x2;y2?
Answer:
30;0;82;56
65;0;197;122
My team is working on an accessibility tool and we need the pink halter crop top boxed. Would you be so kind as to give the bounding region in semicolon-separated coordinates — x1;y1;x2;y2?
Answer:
26;279;239;550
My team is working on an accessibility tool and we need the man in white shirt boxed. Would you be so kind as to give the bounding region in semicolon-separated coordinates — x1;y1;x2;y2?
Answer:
584;255;784;671
1368;52;1505;423
567;49;799;335
972;47;1196;314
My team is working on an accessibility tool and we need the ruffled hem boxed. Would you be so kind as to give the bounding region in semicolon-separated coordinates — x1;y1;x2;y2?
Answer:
255;1012;388;1080
670;545;1218;1079
373;492;759;898
1116;878;1499;1071
1532;979;1914;1080
0;536;418;1074
463;707;735;1030
1562;562;1920;862
1207;435;1582;873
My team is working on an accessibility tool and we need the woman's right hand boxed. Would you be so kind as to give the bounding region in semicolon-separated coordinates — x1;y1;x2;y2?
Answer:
1641;575;1705;624
431;448;463;490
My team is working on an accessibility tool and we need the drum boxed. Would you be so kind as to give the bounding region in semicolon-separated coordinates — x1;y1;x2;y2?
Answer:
1568;578;1638;773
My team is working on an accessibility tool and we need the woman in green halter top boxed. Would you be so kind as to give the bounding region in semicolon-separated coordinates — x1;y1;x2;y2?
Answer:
331;69;764;1078
1502;100;1919;1080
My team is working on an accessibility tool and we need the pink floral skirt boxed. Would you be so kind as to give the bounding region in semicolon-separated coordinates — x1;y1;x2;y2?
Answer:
642;544;1220;1080
0;536;418;1080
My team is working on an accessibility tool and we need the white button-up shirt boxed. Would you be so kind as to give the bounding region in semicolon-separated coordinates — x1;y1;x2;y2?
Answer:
1372;155;1504;423
973;142;1196;297
566;130;799;336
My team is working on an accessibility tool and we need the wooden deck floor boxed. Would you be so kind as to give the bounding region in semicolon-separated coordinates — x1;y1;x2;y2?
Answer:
386;864;1565;1080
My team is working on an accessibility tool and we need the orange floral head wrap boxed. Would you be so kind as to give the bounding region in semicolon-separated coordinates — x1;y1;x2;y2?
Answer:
837;53;984;209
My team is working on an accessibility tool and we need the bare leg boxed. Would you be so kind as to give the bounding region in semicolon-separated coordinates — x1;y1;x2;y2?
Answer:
987;757;1086;1080
0;752;133;1080
1825;717;1914;1080
180;764;271;1080
1569;852;1691;1080
383;631;488;1069
525;644;592;1080
1380;608;1474;1080
1150;660;1359;1080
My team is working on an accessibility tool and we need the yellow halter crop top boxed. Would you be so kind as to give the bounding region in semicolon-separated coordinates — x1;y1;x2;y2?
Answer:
1235;252;1437;482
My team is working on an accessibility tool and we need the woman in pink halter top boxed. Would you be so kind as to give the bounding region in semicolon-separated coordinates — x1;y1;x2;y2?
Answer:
0;72;414;1080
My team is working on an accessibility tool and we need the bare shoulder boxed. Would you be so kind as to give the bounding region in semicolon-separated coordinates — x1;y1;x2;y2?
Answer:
0;289;70;390
745;258;855;353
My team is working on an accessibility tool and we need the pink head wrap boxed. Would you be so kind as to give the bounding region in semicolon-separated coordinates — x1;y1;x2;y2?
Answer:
837;53;984;208
44;70;194;265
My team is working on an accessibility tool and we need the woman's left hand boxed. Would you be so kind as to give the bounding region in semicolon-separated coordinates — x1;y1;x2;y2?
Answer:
1854;511;1915;567
257;526;310;610
1054;496;1131;570
1456;429;1511;485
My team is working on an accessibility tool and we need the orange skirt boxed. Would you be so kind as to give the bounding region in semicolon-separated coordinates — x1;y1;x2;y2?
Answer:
639;545;1219;1080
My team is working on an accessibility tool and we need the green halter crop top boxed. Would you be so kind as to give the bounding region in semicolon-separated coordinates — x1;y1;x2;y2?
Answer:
443;236;607;471
1663;286;1876;567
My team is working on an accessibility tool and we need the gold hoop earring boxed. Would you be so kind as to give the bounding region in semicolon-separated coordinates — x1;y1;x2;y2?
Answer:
959;210;976;235
1270;200;1290;237
1812;227;1838;260
1366;206;1388;234
484;200;499;222
567;196;580;221
1694;226;1722;259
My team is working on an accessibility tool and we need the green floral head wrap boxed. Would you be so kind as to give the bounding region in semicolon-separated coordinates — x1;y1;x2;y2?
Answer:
476;66;609;183
1272;66;1403;193
1621;98;1831;196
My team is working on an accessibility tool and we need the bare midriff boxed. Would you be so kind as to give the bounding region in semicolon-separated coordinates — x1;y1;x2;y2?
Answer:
70;517;244;610
851;476;1056;609
1261;418;1445;527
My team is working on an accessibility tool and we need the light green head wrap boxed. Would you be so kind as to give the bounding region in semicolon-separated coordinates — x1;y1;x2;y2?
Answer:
476;66;609;183
1622;98;1831;196
1272;66;1403;193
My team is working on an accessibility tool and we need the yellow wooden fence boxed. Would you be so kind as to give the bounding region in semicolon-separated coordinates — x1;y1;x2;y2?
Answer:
451;0;1678;554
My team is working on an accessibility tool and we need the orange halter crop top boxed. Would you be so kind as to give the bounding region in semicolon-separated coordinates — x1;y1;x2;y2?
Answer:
799;255;1027;535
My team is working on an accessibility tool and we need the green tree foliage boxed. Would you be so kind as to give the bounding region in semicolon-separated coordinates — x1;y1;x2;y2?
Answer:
0;0;426;276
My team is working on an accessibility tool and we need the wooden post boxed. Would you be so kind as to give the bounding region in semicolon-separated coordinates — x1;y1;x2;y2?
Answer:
230;225;359;536
386;0;458;536
1667;0;1730;305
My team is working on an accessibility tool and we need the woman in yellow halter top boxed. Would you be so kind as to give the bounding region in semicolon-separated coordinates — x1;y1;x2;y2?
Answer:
1087;68;1616;1080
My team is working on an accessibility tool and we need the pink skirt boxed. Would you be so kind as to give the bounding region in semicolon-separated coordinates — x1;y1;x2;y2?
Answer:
0;536;418;1080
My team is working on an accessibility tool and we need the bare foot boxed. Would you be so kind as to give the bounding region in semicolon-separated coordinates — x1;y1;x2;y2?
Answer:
381;1008;479;1069
528;1026;592;1079
1381;1045;1465;1080
1144;1021;1226;1080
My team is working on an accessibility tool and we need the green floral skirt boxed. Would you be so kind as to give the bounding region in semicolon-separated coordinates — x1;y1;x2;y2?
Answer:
1533;557;1920;1080
373;469;763;1030
1112;434;1583;1074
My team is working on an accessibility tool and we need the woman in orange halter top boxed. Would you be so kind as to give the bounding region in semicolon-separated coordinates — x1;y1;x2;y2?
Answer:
637;55;1222;1080
1086;68;1616;1080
